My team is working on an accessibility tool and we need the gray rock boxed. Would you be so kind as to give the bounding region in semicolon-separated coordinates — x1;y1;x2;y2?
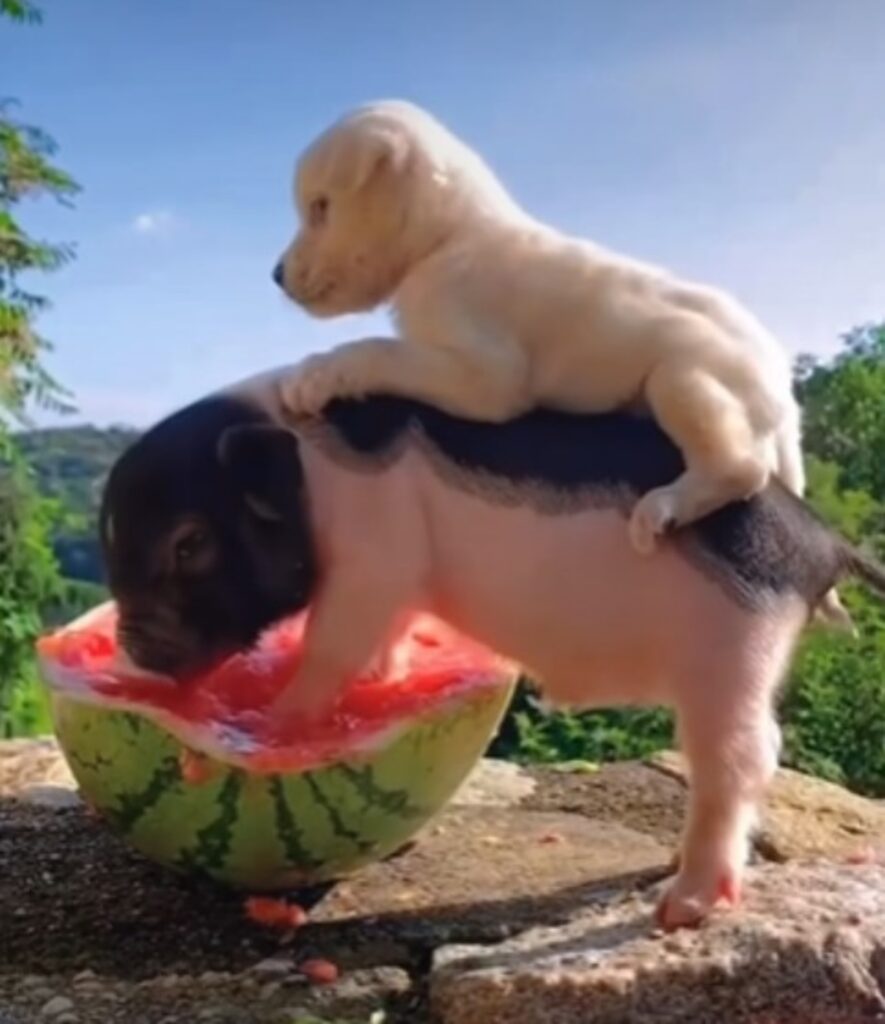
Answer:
40;996;75;1019
0;737;59;758
0;737;76;798
19;974;48;989
279;966;411;1020
313;805;669;934
453;758;537;807
648;750;885;862
432;862;885;1024
17;785;81;810
7;753;885;1023
250;957;293;978
197;970;230;984
153;974;181;990
29;989;56;1004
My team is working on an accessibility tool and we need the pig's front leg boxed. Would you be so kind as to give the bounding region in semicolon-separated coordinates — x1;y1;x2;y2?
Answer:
271;570;407;724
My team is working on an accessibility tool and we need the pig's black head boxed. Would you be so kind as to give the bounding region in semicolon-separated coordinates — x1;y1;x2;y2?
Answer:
100;395;317;678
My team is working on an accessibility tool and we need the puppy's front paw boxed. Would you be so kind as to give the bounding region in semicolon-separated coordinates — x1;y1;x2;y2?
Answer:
628;488;679;555
282;353;366;417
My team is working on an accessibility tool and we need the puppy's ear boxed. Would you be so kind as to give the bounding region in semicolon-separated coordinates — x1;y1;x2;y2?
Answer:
330;124;410;193
217;423;303;522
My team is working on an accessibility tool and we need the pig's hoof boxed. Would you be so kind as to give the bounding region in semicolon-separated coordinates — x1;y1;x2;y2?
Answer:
628;490;678;555
655;870;740;931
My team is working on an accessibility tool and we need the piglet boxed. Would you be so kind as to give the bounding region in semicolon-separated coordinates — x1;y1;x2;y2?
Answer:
100;364;885;929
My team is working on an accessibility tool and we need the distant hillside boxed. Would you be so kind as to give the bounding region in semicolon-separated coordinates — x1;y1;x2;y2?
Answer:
17;424;140;584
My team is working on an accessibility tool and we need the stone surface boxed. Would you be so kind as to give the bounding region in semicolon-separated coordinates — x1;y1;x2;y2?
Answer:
649;750;885;861
41;995;75;1017
17;783;82;809
452;756;536;807
0;737;76;799
311;805;669;938
432;862;885;1024
2;966;412;1024
525;758;687;848
3;741;885;1022
294;966;412;1019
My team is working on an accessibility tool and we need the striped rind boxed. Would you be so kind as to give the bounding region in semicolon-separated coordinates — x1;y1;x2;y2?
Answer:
51;681;514;890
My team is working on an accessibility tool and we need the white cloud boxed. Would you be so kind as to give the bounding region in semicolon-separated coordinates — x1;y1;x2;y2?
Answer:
131;210;177;236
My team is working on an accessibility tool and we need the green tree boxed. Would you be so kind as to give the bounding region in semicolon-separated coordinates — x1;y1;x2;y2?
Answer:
1;0;78;733
0;0;41;23
779;325;885;794
0;448;60;733
796;323;885;502
781;590;885;794
803;455;885;561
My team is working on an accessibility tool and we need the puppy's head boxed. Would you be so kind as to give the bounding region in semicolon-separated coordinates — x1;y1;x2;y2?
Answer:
274;100;472;316
100;396;316;679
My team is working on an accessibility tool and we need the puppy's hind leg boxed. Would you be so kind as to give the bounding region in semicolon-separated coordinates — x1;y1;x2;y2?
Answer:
629;360;770;555
772;407;805;495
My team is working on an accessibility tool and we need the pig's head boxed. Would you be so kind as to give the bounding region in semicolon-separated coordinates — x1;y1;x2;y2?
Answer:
100;395;317;678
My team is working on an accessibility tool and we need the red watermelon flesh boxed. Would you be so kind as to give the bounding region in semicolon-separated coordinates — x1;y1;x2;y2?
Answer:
37;603;513;774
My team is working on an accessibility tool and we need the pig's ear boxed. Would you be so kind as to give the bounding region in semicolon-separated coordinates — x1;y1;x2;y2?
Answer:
217;423;303;522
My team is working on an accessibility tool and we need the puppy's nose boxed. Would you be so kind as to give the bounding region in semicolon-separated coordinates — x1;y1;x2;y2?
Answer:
272;260;285;288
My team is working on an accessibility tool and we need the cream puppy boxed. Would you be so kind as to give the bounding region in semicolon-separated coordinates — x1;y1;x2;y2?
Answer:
274;100;849;629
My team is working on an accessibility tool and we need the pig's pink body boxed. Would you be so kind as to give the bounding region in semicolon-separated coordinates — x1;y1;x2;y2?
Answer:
297;430;805;928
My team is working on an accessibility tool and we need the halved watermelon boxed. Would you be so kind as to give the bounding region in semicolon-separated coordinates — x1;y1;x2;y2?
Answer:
37;604;515;890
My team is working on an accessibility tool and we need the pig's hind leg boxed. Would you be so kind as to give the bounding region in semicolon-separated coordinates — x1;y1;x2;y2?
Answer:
657;610;800;930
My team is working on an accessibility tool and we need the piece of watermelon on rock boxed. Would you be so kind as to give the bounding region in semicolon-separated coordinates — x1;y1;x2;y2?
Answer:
36;603;516;891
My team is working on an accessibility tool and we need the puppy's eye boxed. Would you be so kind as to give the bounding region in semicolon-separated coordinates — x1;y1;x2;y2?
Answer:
308;195;329;228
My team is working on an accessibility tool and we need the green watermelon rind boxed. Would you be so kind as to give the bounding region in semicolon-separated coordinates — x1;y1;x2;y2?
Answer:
51;680;515;891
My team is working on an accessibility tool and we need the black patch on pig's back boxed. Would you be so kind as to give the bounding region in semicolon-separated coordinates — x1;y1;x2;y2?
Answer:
323;397;685;492
321;396;844;609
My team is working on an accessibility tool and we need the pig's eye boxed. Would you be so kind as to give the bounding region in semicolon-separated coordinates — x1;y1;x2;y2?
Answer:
308;195;329;228
170;522;214;574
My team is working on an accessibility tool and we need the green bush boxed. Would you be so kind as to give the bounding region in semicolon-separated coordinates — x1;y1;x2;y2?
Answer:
0;446;62;736
4;662;52;736
490;683;673;765
780;588;885;795
1;574;107;737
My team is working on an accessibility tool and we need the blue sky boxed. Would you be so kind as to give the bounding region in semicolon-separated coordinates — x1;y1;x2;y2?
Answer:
7;0;885;427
